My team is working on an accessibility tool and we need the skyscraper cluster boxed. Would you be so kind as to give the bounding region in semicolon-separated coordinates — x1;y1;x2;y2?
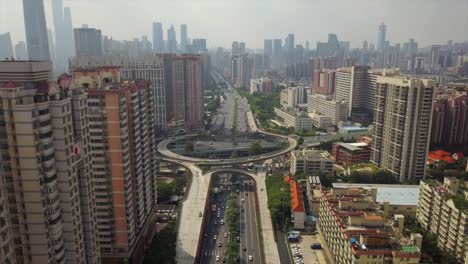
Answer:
51;0;75;69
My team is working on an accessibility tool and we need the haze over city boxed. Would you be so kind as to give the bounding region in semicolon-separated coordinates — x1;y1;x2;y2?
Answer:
1;0;468;48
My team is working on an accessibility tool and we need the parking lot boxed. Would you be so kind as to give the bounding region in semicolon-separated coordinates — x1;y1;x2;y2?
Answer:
289;234;326;264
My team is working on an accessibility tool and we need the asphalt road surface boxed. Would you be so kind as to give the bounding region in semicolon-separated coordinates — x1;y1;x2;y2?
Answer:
200;173;261;264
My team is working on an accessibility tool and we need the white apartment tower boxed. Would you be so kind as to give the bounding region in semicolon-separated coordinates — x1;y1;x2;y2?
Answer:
371;76;435;182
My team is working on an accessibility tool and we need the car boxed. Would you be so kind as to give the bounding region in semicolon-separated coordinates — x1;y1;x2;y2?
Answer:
245;193;248;196
248;255;253;261
236;256;241;262
203;233;208;238
220;219;224;225
311;230;318;235
216;255;220;262
217;213;221;218
213;235;217;240
310;243;322;249
241;198;244;202
242;246;247;251
236;236;240;242
198;212;202;217
224;232;228;238
214;220;218;225
218;242;223;247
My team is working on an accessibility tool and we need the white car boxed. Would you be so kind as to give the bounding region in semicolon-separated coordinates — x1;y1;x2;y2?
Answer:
248;255;253;261
216;255;220;262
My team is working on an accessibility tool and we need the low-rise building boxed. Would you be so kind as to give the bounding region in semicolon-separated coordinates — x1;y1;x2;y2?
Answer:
307;94;348;125
332;142;371;167
290;180;306;229
319;187;422;263
307;112;333;129
290;149;333;176
274;107;314;131
416;177;468;262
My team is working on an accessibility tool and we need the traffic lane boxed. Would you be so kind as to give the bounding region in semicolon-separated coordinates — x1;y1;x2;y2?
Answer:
245;180;261;264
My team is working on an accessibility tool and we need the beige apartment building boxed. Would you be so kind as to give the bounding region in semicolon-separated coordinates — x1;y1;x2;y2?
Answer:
307;94;348;124
0;165;15;263
73;67;158;264
371;76;435;182
290;149;333;176
417;177;468;263
0;61;100;264
319;187;422;264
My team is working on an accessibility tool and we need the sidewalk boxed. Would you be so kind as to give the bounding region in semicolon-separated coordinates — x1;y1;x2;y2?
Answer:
256;171;281;264
176;165;212;264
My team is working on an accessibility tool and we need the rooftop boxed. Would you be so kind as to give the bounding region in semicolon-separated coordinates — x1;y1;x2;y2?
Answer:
333;183;420;206
290;180;305;213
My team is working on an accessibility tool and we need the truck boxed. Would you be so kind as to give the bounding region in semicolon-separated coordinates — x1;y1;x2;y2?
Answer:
211;204;217;214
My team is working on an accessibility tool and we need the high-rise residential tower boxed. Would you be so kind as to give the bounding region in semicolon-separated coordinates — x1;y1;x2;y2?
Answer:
23;0;50;60
72;67;158;263
377;22;387;51
0;164;16;264
430;45;441;71
163;54;203;131
0;61;101;264
0;32;14;59
167;25;177;53
180;24;188;52
74;26;103;57
152;22;164;52
238;54;252;90
371;76;435;182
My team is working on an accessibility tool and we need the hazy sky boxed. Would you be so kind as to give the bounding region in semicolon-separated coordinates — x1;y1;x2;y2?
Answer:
1;0;468;49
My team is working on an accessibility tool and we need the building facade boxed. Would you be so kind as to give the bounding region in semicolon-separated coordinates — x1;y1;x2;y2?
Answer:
74;27;103;57
274;108;314;131
332;142;371;167
313;69;336;95
290;149;333;176
307;94;348;125
431;94;468;153
73;67;158;263
0;61;100;263
417;178;468;262
371;76;435;182
23;0;50;60
319;187;421;264
250;77;273;94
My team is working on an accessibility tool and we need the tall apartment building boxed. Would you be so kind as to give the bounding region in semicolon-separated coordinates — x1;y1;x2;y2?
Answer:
280;86;307;108
238;54;252;89
290;149;333;176
152;22;164;52
371;76;435;182
431;93;468;153
417;177;468;262
307;94;348;125
69;54;167;135
163;54;203;131
0;165;15;264
319;187;422;264
0;61;100;263
250;77;272;94
313;69;335;95
74;26;103;57
73;67;158;263
335;66;372;118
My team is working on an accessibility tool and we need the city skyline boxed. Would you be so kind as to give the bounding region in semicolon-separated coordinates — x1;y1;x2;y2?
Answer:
1;0;468;50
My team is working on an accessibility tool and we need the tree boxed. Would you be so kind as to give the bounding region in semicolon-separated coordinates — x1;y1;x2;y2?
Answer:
249;141;262;155
230;150;239;159
297;137;304;146
185;142;194;152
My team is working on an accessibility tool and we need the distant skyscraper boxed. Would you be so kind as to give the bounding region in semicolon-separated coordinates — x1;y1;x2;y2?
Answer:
63;7;75;58
0;32;14;59
430;45;441;70
167;25;177;53
14;41;28;59
192;38;207;53
47;29;56;62
238;54;252;89
180;24;188;52
264;39;273;55
363;40;368;51
232;41;240;56
371;76;435;182
140;35;153;52
52;0;65;63
74;27;103;57
239;42;246;54
23;0;50;60
273;39;282;55
152;22;164;52
377;23;387;51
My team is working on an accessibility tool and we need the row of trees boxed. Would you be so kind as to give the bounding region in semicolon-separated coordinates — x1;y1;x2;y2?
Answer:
206;96;221;112
343;169;397;184
236;87;282;124
265;173;291;228
226;192;239;263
